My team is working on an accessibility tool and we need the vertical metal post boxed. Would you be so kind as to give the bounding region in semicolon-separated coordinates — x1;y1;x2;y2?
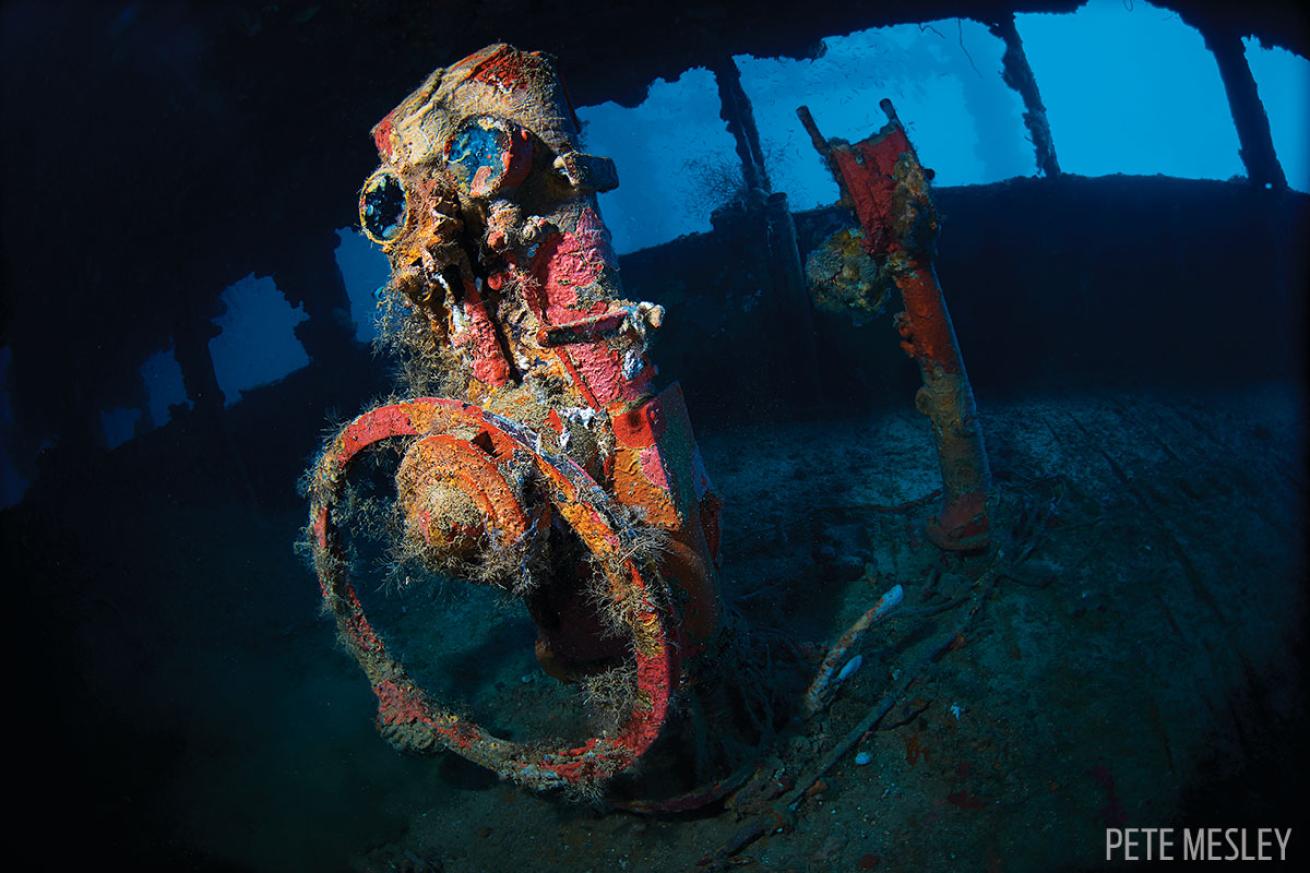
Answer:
709;55;771;195
798;101;992;550
987;13;1061;178
1200;26;1287;191
712;55;820;401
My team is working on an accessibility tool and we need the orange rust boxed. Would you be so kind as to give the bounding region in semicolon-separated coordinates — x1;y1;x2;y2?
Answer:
892;259;961;374
312;42;731;793
395;434;528;555
804;101;990;551
310;397;677;789
610;447;681;528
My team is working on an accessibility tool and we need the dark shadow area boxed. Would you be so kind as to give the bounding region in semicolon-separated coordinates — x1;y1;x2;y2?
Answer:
3;0;1307;868
3;172;1305;870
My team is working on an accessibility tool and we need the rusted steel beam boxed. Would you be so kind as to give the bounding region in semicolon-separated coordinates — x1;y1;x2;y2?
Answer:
797;105;837;179
798;100;992;551
1200;26;1287;191
986;13;1061;179
713;58;820;401
709;55;771;195
762;189;823;400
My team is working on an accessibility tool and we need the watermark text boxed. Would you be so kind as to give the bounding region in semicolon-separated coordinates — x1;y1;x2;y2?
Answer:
1106;828;1291;862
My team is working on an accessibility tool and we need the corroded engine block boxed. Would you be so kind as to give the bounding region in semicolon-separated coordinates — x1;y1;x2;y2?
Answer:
305;45;723;792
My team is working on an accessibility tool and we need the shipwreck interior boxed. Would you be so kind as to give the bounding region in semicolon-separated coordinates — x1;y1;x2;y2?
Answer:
1;1;1306;871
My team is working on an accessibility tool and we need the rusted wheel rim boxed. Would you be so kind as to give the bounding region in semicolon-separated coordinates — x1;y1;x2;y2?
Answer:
306;398;675;791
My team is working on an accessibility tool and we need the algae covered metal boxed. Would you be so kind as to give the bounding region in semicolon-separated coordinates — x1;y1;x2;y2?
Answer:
306;45;723;793
799;99;992;552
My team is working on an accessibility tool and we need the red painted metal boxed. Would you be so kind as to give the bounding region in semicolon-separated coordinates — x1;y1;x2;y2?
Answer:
371;110;395;159
799;100;991;551
315;44;723;795
310;398;677;789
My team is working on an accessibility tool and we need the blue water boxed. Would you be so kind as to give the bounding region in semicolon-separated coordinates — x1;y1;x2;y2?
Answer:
2;2;1306;871
29;3;1299;471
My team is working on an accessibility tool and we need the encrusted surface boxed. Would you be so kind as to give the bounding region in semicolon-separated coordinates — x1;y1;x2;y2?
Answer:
306;44;724;793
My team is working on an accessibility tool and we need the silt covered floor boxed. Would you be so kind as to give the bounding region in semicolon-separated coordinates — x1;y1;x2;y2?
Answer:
6;381;1304;872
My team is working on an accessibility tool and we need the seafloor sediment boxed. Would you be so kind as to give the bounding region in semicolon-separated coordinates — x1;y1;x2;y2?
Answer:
9;382;1299;872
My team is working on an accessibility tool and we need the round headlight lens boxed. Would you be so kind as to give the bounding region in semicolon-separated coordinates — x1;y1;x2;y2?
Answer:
360;170;408;243
445;116;531;197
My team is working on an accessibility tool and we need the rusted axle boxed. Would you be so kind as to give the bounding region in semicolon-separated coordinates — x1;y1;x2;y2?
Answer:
798;100;991;551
